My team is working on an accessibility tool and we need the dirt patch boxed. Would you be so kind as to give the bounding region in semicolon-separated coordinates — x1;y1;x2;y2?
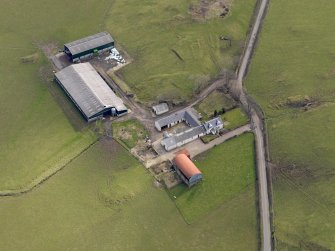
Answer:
286;95;313;108
271;162;317;184
87;51;118;72
270;95;321;111
21;52;39;63
151;161;171;175
116;128;132;140
189;0;232;21
150;162;181;188
131;142;157;162
162;171;182;189
38;42;60;58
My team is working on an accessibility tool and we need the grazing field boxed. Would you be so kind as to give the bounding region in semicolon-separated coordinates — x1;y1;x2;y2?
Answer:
106;0;256;104
0;140;258;250
170;133;256;223
0;0;114;190
245;0;335;248
221;107;249;130
196;90;237;120
112;119;148;149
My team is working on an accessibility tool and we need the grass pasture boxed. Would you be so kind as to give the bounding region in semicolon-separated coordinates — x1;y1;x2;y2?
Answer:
0;0;115;190
106;0;256;104
170;133;256;223
0;140;258;250
196;90;237;120
221;107;249;130
245;0;335;248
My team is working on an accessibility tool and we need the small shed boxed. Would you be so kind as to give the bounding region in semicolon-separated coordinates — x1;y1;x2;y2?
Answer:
173;150;202;187
152;103;169;115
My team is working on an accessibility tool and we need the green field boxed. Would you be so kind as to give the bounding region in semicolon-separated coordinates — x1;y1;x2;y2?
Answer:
0;140;258;250
245;0;335;248
112;119;148;149
0;0;116;191
106;0;256;104
0;0;261;249
196;90;237;120
221;107;249;130
171;133;256;223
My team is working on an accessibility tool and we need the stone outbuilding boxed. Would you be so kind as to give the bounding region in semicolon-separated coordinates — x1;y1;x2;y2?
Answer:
152;103;169;115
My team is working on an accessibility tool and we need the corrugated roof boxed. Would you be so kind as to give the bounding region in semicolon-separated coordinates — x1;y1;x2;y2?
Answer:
161;125;205;149
55;62;126;120
174;153;201;179
184;109;201;127
152;103;169;115
64;32;114;56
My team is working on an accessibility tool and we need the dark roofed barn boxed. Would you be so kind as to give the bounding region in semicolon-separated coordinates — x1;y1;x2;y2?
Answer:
55;62;127;122
64;32;114;62
154;108;201;131
173;150;202;187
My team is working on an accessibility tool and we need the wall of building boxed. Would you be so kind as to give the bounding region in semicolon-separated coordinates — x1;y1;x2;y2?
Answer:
67;43;114;62
189;173;203;187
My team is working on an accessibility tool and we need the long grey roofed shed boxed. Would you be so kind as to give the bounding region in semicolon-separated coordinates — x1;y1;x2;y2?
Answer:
161;125;206;150
55;62;127;121
64;32;114;56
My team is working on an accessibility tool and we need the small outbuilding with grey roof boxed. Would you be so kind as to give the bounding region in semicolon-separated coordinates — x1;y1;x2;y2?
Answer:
64;32;114;62
55;62;127;122
152;103;169;115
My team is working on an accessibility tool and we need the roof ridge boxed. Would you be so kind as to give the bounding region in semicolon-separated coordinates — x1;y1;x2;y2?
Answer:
72;63;109;109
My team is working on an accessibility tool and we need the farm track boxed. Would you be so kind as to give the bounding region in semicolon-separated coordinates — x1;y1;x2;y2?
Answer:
235;0;272;250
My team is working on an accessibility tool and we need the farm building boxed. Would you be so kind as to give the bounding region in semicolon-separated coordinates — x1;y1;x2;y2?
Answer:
152;103;169;115
161;117;223;151
204;117;224;134
161;126;206;151
155;108;201;131
64;32;114;62
173;150;202;187
55;62;127;122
